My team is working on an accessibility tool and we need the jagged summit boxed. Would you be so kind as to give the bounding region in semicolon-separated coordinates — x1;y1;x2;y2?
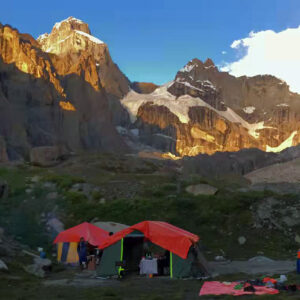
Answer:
53;17;90;34
37;17;104;55
203;58;215;68
179;58;216;73
37;16;91;40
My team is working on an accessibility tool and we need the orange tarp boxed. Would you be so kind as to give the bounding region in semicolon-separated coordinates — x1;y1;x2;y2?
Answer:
53;222;109;246
99;221;199;259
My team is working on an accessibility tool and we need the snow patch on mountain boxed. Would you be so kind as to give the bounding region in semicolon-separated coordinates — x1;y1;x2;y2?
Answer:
243;106;256;114
266;131;297;152
121;82;270;138
276;103;289;107
53;17;84;31
37;33;49;42
175;81;205;92
74;30;104;44
203;80;217;90
180;64;195;73
204;65;215;69
219;108;267;138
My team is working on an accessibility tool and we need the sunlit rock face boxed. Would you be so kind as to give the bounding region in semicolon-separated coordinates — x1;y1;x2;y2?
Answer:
38;17;129;97
121;58;300;156
37;17;93;55
0;24;64;97
0;19;127;160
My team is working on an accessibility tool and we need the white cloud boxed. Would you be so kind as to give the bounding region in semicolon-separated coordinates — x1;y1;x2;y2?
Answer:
221;26;300;93
221;51;227;55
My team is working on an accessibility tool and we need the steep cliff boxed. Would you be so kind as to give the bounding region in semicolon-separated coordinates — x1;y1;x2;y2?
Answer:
0;19;127;160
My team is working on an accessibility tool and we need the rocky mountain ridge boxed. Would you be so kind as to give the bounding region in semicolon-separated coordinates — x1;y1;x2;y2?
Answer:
1;16;300;161
120;58;300;156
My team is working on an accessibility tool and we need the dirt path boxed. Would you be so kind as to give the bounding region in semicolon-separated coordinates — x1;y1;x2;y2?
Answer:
42;259;296;288
43;278;120;287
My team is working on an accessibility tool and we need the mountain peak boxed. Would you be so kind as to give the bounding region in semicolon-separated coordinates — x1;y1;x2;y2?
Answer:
52;16;91;34
203;58;215;68
37;17;105;56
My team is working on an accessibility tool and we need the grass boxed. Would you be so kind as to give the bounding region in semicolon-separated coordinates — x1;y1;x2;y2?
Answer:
56;185;298;259
41;173;85;189
1;271;300;300
0;155;299;259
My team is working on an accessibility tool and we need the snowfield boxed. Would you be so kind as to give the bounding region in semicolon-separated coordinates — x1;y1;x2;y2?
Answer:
74;30;104;44
266;131;297;152
121;82;271;139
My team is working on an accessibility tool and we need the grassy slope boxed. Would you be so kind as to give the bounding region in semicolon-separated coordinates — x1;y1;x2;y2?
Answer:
1;155;300;299
0;155;297;259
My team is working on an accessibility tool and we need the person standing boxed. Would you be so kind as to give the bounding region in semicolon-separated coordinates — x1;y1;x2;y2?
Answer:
297;249;300;273
78;237;87;270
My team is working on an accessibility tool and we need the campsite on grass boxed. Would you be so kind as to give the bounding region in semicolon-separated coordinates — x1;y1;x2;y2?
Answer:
18;220;295;298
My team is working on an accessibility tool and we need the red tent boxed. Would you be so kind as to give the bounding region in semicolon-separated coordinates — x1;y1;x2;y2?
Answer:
53;222;109;246
99;221;199;259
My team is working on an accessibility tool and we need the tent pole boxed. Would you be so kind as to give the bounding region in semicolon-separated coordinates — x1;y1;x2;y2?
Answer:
170;252;173;278
118;238;124;277
120;238;124;261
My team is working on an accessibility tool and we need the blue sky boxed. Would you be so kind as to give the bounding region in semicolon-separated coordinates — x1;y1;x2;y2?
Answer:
2;0;300;84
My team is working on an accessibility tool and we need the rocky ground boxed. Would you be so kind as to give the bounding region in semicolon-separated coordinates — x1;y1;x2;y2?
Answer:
245;157;300;184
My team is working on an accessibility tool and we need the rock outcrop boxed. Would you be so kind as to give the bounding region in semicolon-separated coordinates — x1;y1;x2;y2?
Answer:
185;184;218;196
131;82;158;94
30;146;68;166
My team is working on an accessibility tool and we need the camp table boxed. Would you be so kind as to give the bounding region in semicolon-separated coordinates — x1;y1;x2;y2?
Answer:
139;258;158;275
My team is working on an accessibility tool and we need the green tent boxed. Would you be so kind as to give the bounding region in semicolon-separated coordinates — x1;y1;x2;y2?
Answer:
97;222;210;278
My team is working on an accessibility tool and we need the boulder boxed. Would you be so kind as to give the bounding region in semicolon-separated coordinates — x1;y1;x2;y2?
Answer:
238;236;247;245
43;182;57;189
185;184;218;196
25;264;45;278
295;234;300;244
0;259;8;271
99;198;106;204
46;192;58;200
214;255;226;262
24;257;52;278
30;146;68;167
31;175;41;183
